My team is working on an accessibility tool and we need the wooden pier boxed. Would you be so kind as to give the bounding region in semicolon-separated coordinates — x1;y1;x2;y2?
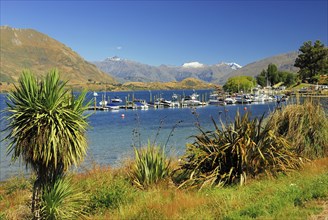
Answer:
88;106;109;111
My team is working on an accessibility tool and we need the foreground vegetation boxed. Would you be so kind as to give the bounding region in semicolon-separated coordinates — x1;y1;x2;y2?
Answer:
1;157;327;219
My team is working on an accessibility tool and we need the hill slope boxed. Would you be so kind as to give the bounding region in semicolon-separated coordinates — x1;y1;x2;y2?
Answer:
0;26;116;84
121;77;216;90
222;52;299;82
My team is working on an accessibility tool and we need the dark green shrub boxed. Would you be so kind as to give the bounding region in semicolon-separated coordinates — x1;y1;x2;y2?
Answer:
175;111;303;189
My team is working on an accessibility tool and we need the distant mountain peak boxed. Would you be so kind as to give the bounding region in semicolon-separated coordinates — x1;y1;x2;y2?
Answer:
226;62;243;70
182;61;204;68
216;62;242;70
105;56;122;61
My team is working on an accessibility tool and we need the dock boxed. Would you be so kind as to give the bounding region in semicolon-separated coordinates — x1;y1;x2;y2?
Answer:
88;106;109;111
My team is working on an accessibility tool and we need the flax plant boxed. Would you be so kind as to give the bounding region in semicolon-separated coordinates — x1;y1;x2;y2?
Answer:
41;176;87;220
175;111;303;189
129;141;171;189
3;69;90;219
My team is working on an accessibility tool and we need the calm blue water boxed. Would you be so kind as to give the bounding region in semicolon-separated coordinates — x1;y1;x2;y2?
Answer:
0;89;289;181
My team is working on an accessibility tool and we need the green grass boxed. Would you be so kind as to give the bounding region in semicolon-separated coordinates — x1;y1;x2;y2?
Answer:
288;83;313;90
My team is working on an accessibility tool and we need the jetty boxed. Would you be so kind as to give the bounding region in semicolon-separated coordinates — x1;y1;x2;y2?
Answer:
88;106;109;111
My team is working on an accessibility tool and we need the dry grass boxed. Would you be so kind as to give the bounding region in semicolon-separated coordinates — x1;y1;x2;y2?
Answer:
302;157;328;176
99;188;209;220
268;99;328;159
0;177;32;219
89;158;328;219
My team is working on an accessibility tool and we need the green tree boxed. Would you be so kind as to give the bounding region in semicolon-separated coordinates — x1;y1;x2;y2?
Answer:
223;76;256;93
256;75;266;87
284;72;297;87
256;64;297;87
256;70;267;87
267;63;279;85
4;69;90;219
294;40;328;83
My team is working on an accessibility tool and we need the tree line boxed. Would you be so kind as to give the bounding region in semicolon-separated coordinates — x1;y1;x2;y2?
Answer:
223;40;327;93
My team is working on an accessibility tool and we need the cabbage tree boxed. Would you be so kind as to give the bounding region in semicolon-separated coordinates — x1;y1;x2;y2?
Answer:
4;69;90;219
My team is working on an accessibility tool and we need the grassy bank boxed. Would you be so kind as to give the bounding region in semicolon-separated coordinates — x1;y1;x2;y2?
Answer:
1;157;327;219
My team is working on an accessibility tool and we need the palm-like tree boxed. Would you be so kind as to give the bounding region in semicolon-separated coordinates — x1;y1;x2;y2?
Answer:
4;69;90;219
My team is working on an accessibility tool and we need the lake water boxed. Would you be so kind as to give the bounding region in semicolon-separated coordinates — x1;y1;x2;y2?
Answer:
0;89;318;181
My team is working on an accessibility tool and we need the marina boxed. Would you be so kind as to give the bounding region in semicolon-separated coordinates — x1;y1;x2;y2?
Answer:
87;89;288;111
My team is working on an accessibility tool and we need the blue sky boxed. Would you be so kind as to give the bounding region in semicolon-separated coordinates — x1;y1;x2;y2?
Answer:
1;0;327;66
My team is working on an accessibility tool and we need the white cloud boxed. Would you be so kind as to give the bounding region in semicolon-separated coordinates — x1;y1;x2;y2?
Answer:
182;61;204;68
116;46;122;50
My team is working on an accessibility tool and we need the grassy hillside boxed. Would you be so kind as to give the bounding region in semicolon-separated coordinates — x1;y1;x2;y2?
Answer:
0;26;116;84
222;52;299;82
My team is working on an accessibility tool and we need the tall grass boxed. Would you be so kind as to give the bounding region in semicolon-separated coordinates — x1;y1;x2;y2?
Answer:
129;141;171;189
175;111;304;189
268;99;328;159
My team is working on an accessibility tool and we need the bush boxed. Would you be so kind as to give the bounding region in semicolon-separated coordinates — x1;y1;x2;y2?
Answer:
175;111;304;189
267;99;328;159
129;142;171;189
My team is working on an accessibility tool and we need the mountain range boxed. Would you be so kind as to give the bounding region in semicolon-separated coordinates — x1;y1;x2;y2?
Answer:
94;53;299;85
93;57;243;84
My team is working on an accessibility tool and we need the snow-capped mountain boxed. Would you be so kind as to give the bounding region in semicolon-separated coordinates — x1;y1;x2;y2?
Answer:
93;57;242;84
226;62;243;70
216;62;242;70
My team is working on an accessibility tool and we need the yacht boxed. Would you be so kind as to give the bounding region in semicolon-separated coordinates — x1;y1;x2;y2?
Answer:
182;92;201;106
224;95;236;104
208;96;226;105
111;96;123;103
107;103;120;110
235;95;252;104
